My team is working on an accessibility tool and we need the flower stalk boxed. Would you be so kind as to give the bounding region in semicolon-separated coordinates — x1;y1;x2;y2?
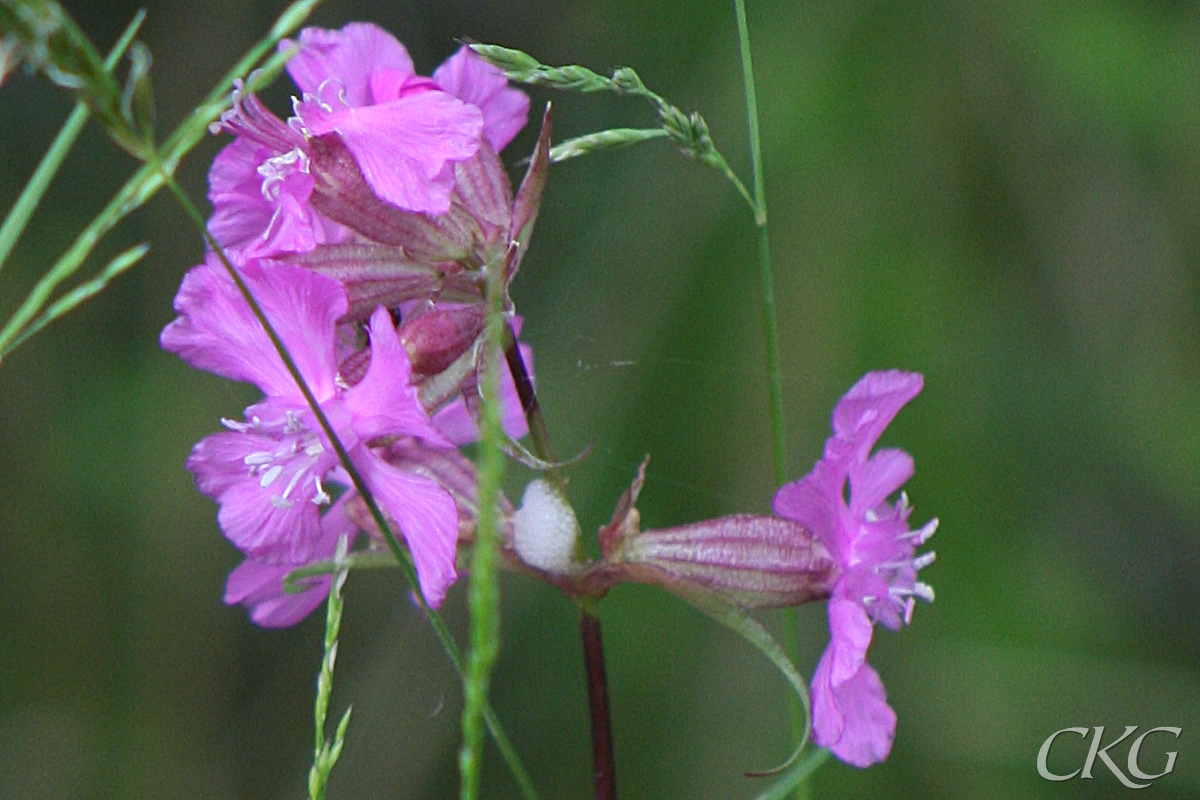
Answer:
504;332;619;799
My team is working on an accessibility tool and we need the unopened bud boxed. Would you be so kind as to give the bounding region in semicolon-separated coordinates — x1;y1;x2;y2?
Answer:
512;480;579;574
398;303;486;376
618;515;837;608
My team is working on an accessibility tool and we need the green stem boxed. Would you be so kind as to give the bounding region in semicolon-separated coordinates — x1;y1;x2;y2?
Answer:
733;1;810;794
734;0;786;484
458;244;510;800
0;10;145;277
161;177;539;800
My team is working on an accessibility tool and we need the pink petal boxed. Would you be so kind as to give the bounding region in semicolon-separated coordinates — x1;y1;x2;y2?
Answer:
225;499;358;627
187;423;338;563
434;45;530;151
225;558;330;627
359;450;459;608
811;651;896;768
772;460;845;549
284;23;415;107
208;138;331;260
825;598;874;685
831;371;923;457
161;258;346;400
850;447;914;516
343;307;451;446
207;138;278;258
299;91;482;214
187;430;277;497
811;598;894;767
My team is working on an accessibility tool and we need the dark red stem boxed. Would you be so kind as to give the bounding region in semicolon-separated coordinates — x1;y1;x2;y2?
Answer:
581;609;617;800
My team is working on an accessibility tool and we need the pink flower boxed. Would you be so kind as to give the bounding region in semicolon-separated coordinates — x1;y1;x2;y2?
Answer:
773;370;936;767
224;497;359;628
208;22;528;261
162;256;461;608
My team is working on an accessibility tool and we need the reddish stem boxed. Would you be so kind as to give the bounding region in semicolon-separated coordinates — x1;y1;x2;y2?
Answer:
581;610;617;800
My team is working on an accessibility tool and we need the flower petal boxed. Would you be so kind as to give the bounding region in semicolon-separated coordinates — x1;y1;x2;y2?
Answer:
161;258;346;400
433;45;530;152
284;23;414;107
433;342;533;445
811;650;897;768
826;597;874;686
850;447;914;516
300;91;482;215
358;450;459;608
831;370;923;460
343;306;451;446
810;598;895;767
188;431;324;562
225;498;358;627
207;138;279;258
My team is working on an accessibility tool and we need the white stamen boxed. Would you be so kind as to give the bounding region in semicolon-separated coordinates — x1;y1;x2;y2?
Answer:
311;475;331;506
900;517;938;545
912;551;937;571
243;451;274;466
270;496;294;509
304;441;325;457
279;462;310;500
259;464;283;488
283;411;305;434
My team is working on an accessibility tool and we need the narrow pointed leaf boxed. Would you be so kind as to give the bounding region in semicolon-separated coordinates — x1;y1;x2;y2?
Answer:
508;104;552;281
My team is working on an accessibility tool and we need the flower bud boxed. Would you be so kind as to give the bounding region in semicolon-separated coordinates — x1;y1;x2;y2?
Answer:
398;303;486;376
617;515;838;608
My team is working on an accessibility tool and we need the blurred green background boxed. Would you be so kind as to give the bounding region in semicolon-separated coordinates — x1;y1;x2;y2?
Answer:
2;0;1199;797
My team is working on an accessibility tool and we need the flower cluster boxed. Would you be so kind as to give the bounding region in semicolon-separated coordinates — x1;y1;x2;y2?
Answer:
163;23;535;623
164;19;938;774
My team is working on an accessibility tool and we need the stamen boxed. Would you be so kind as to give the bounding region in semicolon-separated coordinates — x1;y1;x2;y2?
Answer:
243;451;274;466
902;517;938;545
283;411;305;435
912;551;937;571
314;78;348;111
270;496;294;509
259;464;283;488
311;475;331;506
279;462;309;500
